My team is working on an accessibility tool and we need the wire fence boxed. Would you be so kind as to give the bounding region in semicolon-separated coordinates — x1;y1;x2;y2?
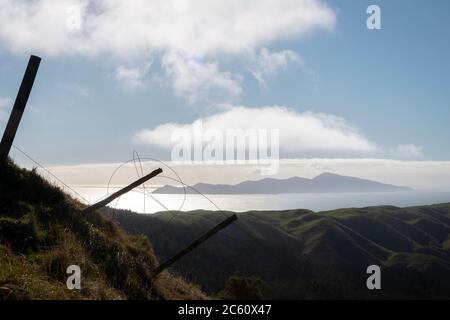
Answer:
10;145;302;278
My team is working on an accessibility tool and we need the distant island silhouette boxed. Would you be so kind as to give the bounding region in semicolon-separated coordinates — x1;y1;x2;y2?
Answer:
153;172;412;195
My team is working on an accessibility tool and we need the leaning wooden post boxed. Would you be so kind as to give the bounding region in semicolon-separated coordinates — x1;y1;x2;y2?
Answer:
153;214;238;277
0;55;41;164
82;168;163;214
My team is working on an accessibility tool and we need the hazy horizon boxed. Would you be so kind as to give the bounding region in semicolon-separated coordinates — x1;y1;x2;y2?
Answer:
24;158;450;214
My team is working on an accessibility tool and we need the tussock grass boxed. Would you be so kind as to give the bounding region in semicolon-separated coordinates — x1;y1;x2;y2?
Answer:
0;161;205;300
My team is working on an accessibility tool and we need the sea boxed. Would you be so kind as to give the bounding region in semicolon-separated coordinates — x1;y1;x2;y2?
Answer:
72;187;450;214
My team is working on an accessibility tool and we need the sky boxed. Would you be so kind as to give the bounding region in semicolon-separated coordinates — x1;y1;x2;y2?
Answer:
0;0;450;189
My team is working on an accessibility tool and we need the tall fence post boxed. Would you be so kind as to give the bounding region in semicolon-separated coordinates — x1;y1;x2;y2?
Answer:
0;55;41;164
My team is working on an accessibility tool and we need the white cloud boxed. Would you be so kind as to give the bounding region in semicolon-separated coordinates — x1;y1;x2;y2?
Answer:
0;0;336;102
392;144;424;158
162;52;242;104
0;0;335;56
114;63;152;90
0;96;12;120
134;106;378;154
0;1;76;56
250;48;302;86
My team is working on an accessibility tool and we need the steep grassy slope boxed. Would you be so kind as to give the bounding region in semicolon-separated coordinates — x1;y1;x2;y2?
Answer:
0;161;205;300
108;204;450;299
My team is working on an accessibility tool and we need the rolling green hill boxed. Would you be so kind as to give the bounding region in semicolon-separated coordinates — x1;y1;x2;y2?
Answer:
0;161;204;300
107;203;450;299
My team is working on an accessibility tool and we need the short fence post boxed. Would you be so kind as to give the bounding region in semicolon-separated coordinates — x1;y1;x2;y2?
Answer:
82;168;163;214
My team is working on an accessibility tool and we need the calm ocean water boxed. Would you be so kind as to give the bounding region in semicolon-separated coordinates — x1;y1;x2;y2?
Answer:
74;187;450;213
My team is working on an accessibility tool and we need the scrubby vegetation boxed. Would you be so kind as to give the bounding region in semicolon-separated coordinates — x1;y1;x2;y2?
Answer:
218;274;264;300
109;203;450;299
0;160;205;300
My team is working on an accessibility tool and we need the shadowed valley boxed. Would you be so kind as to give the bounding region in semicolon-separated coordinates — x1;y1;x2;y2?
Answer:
108;203;450;299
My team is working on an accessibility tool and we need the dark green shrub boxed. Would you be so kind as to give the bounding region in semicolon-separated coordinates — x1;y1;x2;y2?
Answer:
0;218;38;252
218;274;264;300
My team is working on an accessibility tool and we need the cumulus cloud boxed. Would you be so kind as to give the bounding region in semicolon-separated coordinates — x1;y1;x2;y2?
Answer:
392;144;424;158
162;52;242;103
133;106;378;154
250;48;302;86
0;0;335;56
114;63;152;90
0;0;336;102
0;0;85;56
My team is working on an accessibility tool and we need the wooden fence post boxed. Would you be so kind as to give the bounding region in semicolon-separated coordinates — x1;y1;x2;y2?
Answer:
153;214;238;277
82;168;163;214
0;55;41;163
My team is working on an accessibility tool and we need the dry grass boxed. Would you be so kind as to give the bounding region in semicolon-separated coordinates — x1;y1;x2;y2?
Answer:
153;271;208;300
0;161;207;300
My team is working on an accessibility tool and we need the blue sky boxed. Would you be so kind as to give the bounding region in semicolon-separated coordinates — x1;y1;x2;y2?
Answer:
0;0;449;167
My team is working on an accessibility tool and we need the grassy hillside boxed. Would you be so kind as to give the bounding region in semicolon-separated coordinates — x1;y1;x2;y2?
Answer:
0;161;205;300
108;203;450;299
